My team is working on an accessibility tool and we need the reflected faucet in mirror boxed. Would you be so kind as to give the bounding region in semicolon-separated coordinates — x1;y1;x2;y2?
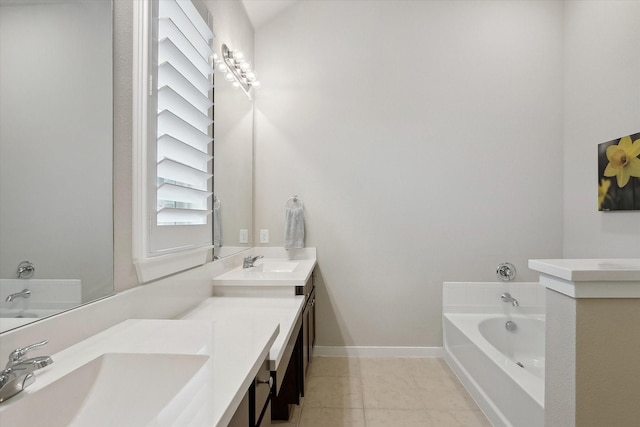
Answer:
501;292;519;307
5;289;30;303
16;261;35;279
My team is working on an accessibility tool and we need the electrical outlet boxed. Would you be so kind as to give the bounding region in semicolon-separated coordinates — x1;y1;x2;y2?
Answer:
239;229;249;244
259;229;269;243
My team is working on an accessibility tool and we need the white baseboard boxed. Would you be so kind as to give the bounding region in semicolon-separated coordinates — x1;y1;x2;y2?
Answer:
314;346;443;358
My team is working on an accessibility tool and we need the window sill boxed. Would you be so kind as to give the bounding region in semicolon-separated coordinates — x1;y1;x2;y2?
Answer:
134;246;211;283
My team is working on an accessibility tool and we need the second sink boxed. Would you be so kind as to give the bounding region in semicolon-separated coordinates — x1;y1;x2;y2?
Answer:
249;261;299;273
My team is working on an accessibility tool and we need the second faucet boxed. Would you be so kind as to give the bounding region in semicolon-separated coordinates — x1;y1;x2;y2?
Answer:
243;255;263;269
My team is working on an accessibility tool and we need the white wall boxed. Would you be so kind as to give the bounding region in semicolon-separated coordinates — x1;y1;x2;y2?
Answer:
563;0;640;257
254;1;564;348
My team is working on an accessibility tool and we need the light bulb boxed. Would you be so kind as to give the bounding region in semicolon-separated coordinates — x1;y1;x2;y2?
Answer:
239;62;251;71
251;81;261;88
225;72;234;82
216;61;227;72
232;51;244;62
245;71;256;81
232;81;240;88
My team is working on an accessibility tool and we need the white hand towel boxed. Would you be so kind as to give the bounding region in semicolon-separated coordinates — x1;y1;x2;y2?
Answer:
284;206;304;250
213;205;222;247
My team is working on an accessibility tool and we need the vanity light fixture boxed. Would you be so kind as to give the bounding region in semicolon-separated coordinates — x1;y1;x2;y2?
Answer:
216;43;260;97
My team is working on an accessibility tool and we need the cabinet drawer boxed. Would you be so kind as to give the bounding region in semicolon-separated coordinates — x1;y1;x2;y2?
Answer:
295;272;315;297
254;358;271;425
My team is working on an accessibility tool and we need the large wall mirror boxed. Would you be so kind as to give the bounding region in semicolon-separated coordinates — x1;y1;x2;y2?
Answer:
0;0;114;332
209;0;256;259
212;53;254;259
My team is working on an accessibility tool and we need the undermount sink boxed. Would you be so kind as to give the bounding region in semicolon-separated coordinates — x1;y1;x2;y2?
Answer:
250;261;299;273
0;353;208;426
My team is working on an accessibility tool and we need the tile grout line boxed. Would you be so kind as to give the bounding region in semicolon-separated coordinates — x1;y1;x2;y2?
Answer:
362;383;368;427
357;357;366;427
295;394;305;427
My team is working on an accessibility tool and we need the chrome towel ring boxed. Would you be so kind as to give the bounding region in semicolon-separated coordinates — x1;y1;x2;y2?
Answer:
285;195;304;209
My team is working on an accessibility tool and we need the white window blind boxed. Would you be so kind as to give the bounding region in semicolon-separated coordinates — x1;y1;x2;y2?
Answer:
156;0;214;226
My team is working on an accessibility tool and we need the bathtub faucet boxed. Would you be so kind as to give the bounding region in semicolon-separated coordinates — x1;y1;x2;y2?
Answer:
501;292;519;307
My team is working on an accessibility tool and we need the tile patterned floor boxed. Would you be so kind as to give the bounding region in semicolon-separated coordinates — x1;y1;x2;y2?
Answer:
272;356;491;427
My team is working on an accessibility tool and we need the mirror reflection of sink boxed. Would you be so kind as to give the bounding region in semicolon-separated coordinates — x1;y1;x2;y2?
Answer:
250;261;299;273
0;353;208;426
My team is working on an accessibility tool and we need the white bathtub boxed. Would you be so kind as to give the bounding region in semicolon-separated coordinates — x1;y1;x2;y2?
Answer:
444;313;545;427
479;317;545;380
0;279;82;331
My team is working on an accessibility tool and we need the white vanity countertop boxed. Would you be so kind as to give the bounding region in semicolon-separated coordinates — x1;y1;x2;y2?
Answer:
529;258;640;298
180;296;305;371
0;318;279;427
212;258;316;287
212;247;317;288
529;258;640;281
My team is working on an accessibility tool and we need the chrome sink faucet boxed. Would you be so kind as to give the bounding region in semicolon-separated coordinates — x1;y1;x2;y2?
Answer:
6;289;31;302
0;340;53;403
501;292;519;307
243;255;263;268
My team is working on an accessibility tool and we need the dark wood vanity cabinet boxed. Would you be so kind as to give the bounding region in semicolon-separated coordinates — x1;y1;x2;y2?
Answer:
271;272;317;421
296;272;316;398
301;286;316;394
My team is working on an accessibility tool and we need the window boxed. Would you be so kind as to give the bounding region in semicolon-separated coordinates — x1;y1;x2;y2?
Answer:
133;0;215;282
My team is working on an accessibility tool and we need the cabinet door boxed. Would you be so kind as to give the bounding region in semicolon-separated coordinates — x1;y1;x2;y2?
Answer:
302;299;310;375
309;287;316;359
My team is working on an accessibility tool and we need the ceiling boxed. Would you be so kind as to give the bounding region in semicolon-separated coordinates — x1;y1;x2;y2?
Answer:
241;0;297;29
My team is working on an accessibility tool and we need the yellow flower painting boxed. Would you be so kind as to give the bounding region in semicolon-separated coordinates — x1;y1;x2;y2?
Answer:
598;179;611;211
598;132;640;211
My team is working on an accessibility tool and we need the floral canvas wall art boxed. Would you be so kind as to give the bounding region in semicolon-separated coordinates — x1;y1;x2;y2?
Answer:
598;132;640;211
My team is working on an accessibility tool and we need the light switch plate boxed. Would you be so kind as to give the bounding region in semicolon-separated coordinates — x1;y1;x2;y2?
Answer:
259;229;269;243
239;229;249;244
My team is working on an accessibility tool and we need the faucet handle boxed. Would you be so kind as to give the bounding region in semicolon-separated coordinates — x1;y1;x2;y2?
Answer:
496;262;516;281
8;340;48;364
